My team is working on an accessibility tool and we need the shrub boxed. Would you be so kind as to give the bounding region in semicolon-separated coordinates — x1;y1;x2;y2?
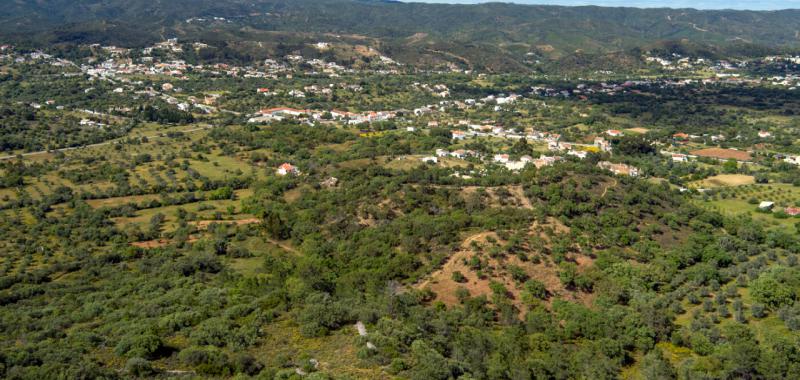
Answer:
125;357;155;377
523;279;548;300
232;353;263;376
297;292;351;337
190;317;233;347
115;333;164;359
455;287;470;303
178;346;233;376
750;270;796;309
507;265;529;283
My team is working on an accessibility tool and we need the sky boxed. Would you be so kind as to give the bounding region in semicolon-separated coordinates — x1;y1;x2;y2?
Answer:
404;0;800;11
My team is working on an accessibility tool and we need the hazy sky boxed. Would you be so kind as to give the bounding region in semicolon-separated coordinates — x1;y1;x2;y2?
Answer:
404;1;800;11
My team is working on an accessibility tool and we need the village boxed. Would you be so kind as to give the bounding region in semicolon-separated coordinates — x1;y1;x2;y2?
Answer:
2;38;798;224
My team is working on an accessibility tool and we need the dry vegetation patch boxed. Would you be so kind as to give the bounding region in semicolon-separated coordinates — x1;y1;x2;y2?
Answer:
691;148;752;161
460;185;533;209
691;174;755;188
417;220;594;314
191;218;261;230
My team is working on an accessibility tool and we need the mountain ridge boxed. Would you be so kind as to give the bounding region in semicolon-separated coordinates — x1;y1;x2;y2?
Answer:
3;0;800;71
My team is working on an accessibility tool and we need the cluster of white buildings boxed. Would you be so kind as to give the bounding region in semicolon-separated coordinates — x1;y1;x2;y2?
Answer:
645;55;709;70
249;107;396;125
79;118;108;128
424;149;564;172
450;124;559;142
5;38;403;90
597;161;641;177
436;149;477;159
414;83;450;98
532;78;696;99
493;153;562;171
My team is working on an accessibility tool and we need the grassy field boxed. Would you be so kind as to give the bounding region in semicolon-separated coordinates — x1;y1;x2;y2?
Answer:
250;319;386;379
694;183;800;230
113;188;254;233
625;127;649;134
690;174;755;188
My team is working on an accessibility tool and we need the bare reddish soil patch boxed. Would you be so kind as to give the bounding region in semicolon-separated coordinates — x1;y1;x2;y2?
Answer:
460;185;533;209
417;222;594;314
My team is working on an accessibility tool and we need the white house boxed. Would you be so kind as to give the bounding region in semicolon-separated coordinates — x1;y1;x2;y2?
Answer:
784;156;800;166
568;150;588;159
493;154;510;163
758;201;775;211
672;154;689;163
505;161;527;171
594;137;612;153
452;150;471;159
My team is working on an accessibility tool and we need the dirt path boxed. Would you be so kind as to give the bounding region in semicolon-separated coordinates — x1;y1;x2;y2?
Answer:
601;178;617;198
508;185;533;209
190;218;261;229
266;238;300;255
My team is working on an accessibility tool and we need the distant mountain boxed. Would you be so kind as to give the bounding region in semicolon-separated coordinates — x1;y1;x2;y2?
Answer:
409;1;800;12
3;0;800;70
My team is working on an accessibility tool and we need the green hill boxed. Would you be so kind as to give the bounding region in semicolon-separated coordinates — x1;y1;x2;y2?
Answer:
4;1;800;70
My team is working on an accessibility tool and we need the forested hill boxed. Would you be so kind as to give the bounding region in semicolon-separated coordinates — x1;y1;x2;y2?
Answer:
4;0;800;69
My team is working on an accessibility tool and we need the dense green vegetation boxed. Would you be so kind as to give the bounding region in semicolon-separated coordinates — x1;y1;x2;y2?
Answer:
1;4;800;377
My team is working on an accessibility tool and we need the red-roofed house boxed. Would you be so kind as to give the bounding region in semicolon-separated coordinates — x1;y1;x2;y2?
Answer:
452;130;467;140
276;163;299;176
606;129;624;137
672;154;689;163
673;132;690;141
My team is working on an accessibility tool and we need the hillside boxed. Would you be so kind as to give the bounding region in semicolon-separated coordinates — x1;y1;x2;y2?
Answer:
2;35;800;378
3;0;800;70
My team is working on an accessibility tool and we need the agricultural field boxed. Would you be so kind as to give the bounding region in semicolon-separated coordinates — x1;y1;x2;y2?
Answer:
690;174;755;188
695;183;800;229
